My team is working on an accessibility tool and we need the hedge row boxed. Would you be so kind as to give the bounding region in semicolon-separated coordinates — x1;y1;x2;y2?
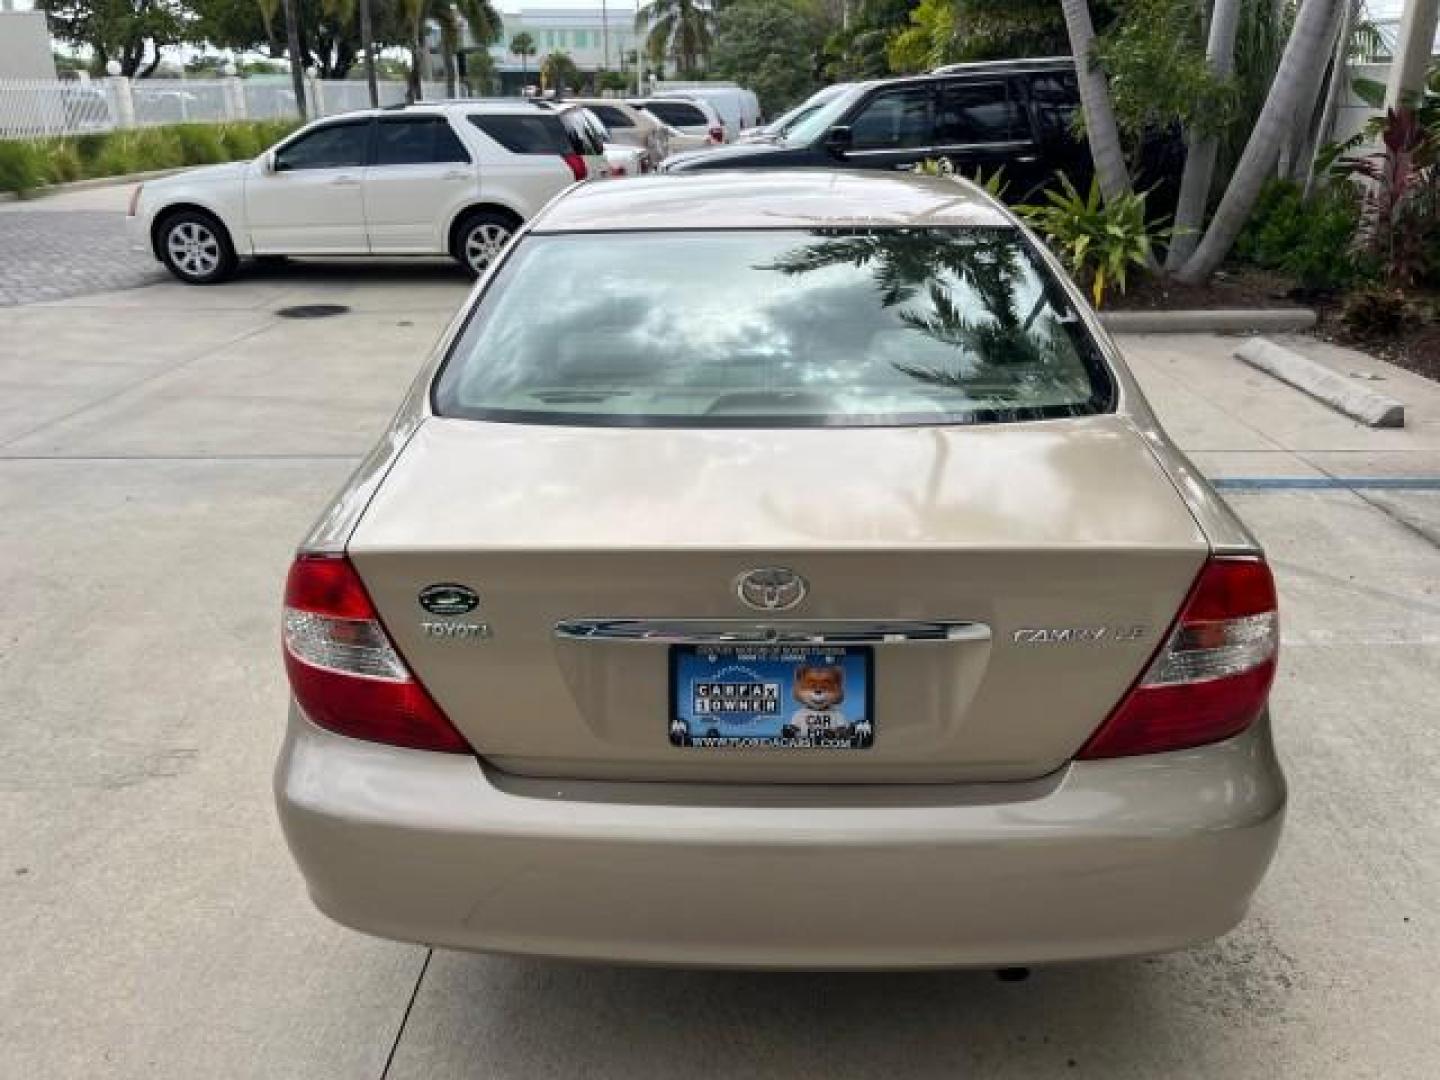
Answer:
0;120;301;197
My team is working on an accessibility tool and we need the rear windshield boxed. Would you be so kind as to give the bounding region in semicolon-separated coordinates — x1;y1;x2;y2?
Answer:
641;101;708;127
470;114;569;155
433;228;1112;428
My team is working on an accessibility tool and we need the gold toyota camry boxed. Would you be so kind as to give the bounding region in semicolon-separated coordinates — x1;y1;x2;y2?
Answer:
276;170;1285;969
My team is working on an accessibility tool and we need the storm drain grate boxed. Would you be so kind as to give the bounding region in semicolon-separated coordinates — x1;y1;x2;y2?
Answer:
276;304;351;319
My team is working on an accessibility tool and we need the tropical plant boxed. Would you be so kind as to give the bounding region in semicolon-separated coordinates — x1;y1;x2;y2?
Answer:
397;0;501;101
914;157;1008;199
635;0;715;77
540;50;581;95
1018;174;1168;307
1336;107;1440;286
510;31;537;82
1175;0;1346;283
1234;178;1367;290
1340;286;1412;337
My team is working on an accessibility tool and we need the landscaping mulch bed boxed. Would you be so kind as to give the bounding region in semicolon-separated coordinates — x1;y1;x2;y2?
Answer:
1324;321;1440;384
1109;267;1304;311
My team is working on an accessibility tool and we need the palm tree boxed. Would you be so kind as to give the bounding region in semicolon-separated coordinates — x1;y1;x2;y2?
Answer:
398;0;501;102
1165;0;1242;270
541;50;581;96
1176;0;1345;283
634;0;714;78
1058;0;1132;204
510;31;537;87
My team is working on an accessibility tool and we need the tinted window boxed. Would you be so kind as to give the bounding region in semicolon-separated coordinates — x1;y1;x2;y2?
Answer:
470;114;570;155
642;101;707;127
848;87;934;150
936;81;1023;144
435;229;1110;428
374;117;470;165
1030;73;1081;140
275;123;369;171
590;104;634;128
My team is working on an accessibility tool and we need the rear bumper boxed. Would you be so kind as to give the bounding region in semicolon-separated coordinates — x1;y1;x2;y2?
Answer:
275;707;1285;969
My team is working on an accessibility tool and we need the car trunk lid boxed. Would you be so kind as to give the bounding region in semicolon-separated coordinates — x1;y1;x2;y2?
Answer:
348;415;1207;782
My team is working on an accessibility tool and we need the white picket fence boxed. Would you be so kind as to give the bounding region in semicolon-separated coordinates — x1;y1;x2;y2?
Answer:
0;76;461;141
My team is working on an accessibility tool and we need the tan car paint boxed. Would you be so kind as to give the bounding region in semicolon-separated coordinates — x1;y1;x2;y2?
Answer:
349;415;1207;782
277;709;1284;968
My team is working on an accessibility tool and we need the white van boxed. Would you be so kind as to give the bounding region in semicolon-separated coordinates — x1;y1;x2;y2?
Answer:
654;84;762;140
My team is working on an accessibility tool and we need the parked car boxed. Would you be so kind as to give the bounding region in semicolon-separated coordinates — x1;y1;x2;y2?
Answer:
736;83;853;144
663;58;1091;201
603;142;652;177
275;169;1284;969
127;102;604;284
533;101;614;182
568;97;670;160
632;96;727;145
656;83;762;134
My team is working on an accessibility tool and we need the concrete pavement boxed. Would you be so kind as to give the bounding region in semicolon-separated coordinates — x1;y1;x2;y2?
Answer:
2;254;1438;1077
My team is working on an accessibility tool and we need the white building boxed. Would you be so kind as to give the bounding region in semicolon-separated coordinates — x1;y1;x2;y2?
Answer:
0;10;58;80
474;5;646;89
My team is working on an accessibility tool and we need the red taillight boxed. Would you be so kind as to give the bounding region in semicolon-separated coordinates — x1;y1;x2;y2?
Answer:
282;553;473;754
1079;557;1279;759
708;125;724;143
562;152;588;181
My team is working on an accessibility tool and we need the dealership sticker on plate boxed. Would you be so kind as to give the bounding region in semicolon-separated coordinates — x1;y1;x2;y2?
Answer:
669;645;873;750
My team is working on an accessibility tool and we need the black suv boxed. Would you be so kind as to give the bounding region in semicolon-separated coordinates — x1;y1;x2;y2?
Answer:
662;58;1090;201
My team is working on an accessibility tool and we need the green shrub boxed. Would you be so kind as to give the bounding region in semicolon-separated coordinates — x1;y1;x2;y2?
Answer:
0;139;47;196
173;123;226;165
1235;179;1369;291
1340;286;1412;337
0;119;302;195
41;139;84;184
1017;174;1169;308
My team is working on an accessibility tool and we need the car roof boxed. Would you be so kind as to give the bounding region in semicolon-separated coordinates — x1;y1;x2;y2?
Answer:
928;56;1075;76
530;170;1013;233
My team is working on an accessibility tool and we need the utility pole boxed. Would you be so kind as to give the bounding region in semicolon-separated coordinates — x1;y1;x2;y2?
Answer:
361;0;379;108
602;0;611;74
282;0;308;120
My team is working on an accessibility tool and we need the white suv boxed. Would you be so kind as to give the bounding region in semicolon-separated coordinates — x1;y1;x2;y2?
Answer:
128;102;609;284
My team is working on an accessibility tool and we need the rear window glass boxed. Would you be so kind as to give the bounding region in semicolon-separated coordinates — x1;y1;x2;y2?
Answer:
470;114;569;154
434;228;1112;428
641;101;707;127
590;104;634;128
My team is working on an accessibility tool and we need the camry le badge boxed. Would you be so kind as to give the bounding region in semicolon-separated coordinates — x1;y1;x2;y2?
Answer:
418;583;480;616
736;568;808;612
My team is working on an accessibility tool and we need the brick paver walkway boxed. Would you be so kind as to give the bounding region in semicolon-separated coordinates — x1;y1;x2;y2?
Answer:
0;209;165;306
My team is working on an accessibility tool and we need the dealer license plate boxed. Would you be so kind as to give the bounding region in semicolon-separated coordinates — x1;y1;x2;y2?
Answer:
669;645;873;749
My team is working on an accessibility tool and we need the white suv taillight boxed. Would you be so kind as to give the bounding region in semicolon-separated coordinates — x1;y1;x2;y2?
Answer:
1079;556;1279;759
282;553;472;753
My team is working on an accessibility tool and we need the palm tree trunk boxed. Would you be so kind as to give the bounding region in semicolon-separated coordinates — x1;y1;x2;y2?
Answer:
1299;0;1354;196
1165;0;1241;270
1059;0;1132;203
1176;0;1345;284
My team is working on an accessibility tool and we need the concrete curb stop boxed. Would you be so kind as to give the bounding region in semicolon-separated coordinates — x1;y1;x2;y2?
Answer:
1101;308;1318;334
1235;336;1405;428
